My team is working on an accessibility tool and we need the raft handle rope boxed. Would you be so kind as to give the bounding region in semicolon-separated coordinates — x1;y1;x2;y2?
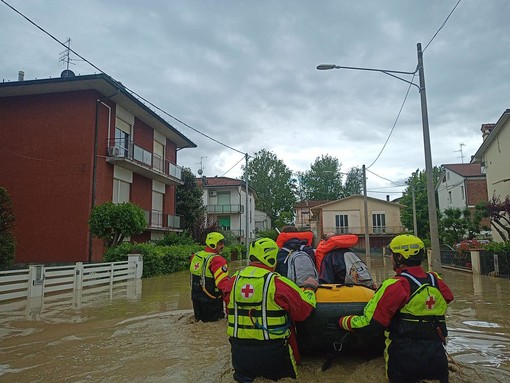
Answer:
322;332;350;371
248;308;290;335
200;254;221;300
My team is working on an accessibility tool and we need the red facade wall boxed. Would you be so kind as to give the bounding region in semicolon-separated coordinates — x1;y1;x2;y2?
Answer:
0;90;102;263
466;179;488;207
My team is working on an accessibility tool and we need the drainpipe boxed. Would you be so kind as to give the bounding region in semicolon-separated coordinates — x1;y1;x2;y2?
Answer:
88;100;101;263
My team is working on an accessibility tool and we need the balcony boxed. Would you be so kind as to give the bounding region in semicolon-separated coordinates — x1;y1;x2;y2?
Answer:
106;139;183;186
206;204;243;214
323;225;404;236
144;210;182;231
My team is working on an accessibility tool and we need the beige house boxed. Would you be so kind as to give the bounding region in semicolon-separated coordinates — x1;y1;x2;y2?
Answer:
310;195;404;249
472;109;510;242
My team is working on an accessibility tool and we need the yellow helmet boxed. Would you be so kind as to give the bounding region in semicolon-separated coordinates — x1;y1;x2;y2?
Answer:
206;232;225;249
249;238;278;268
389;234;424;259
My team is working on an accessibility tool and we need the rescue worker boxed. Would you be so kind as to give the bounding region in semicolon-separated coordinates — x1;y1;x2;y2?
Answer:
189;232;229;322
337;234;454;383
224;237;318;382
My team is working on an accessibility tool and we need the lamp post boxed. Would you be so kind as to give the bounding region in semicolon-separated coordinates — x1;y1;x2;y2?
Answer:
317;43;442;272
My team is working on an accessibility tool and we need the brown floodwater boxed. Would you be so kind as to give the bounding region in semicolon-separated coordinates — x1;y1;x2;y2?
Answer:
1;257;509;383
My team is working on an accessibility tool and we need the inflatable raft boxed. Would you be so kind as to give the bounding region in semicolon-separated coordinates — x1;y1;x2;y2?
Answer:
296;283;385;356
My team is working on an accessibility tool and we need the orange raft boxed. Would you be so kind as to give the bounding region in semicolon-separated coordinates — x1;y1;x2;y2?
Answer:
296;283;385;355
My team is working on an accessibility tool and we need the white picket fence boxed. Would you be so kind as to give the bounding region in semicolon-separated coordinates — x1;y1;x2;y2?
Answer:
0;255;143;319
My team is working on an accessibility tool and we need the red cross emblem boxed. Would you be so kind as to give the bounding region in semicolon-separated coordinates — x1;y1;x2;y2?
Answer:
425;295;436;310
241;284;254;298
193;262;200;271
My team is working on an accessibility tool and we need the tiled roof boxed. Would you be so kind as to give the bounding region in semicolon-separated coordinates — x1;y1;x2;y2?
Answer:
294;200;331;208
443;163;484;177
196;176;245;187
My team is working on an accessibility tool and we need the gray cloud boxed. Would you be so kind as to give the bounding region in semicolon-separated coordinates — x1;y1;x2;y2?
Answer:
1;0;508;198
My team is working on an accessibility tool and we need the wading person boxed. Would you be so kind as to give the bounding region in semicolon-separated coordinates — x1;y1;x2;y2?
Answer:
336;234;454;383
224;238;318;382
189;232;229;322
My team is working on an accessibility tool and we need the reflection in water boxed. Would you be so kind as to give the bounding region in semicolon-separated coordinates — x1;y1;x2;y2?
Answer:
1;257;510;382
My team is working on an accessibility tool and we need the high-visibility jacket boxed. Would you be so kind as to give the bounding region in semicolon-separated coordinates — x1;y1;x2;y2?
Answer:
227;265;317;341
389;271;448;340
227;266;291;340
190;250;228;300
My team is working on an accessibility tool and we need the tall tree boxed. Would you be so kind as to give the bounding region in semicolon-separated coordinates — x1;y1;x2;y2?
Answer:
242;149;296;229
176;168;206;233
399;167;441;240
343;166;364;196
299;155;343;200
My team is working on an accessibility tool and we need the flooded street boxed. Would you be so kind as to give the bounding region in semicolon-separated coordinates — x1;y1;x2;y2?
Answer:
1;257;510;383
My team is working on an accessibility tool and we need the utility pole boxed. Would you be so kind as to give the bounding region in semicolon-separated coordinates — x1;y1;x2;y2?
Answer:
417;43;442;273
244;153;250;259
362;165;371;260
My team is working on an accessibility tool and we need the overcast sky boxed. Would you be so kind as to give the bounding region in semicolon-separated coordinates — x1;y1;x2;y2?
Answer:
1;0;509;199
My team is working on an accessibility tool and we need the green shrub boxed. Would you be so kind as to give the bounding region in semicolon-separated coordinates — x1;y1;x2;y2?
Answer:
153;231;195;246
484;241;510;255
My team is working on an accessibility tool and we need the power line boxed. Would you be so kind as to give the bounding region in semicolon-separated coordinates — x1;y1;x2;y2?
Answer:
1;0;247;157
423;0;463;52
366;168;406;187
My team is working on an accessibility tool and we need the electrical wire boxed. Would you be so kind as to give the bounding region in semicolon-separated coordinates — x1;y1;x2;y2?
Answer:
221;155;246;177
0;0;247;158
423;0;463;52
364;0;462;186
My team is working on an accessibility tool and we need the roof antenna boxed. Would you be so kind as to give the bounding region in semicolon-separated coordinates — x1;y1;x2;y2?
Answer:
58;38;82;77
197;156;207;176
453;143;466;163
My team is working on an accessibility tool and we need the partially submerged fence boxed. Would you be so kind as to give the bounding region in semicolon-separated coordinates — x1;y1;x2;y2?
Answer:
439;248;510;279
0;255;143;319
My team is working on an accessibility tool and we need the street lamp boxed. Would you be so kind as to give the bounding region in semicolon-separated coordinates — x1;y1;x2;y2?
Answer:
317;43;442;272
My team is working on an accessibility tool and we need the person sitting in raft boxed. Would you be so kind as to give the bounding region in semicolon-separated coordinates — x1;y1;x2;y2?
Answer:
316;233;376;289
275;226;318;287
224;238;318;382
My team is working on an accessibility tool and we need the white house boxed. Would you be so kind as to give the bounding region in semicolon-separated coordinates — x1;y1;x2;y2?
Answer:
197;176;257;244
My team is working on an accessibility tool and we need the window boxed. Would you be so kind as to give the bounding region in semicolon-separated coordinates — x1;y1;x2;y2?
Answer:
115;117;132;157
372;213;386;234
153;140;165;173
151;190;164;228
335;214;349;233
218;216;231;231
113;179;130;203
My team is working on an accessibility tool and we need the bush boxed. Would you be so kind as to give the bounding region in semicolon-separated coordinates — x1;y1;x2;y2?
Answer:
153;231;195;246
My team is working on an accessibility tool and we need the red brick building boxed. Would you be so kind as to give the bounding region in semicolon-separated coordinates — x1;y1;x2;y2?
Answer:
0;72;196;264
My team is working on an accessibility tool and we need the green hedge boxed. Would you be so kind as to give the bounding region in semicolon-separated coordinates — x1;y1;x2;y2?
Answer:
104;242;242;278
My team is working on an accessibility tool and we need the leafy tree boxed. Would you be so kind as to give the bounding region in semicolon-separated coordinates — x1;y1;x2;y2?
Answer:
476;195;510;242
0;187;16;269
439;207;481;246
242;149;296;229
176;167;206;233
89;202;147;248
399;168;441;240
343;166;364;196
298;155;344;200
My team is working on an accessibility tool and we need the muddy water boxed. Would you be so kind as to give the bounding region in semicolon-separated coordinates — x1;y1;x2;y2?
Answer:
1;257;510;383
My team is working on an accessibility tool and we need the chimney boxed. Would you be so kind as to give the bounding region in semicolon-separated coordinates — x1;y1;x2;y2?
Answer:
386;195;390;202
18;70;24;81
481;123;495;141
